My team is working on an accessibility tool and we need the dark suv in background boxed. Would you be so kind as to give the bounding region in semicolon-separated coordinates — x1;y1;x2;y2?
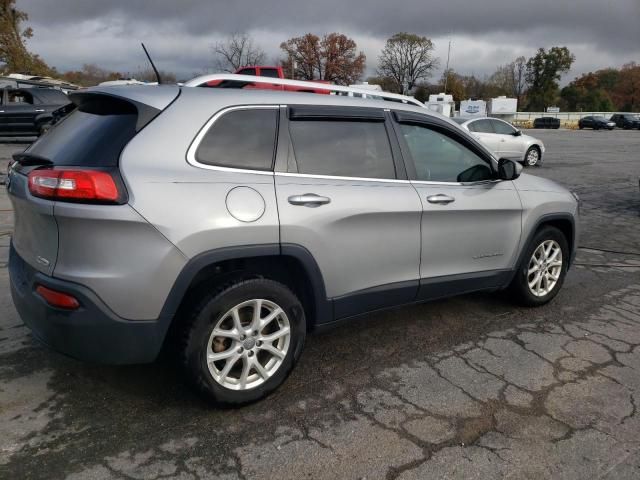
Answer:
610;113;640;130
0;87;74;137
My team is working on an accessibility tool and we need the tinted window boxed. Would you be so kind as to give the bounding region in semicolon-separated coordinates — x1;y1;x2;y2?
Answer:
238;68;257;76
491;119;516;135
8;90;33;104
399;124;492;182
469;119;494;133
260;68;280;78
26;108;137;167
32;89;70;105
289;120;395;179
196;108;277;170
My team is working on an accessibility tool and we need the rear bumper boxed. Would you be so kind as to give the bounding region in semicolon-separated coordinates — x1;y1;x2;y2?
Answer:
9;243;167;365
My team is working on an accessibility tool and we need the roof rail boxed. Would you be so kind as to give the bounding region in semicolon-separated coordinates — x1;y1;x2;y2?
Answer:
183;74;425;108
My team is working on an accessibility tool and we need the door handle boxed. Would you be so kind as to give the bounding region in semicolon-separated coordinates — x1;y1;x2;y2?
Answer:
35;109;45;113
427;194;455;205
288;193;331;207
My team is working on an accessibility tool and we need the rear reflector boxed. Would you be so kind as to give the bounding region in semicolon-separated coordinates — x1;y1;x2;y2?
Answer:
36;285;80;310
28;168;121;203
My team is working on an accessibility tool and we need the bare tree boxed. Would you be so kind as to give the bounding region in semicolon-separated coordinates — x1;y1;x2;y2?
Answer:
377;33;438;93
212;32;266;72
513;56;527;105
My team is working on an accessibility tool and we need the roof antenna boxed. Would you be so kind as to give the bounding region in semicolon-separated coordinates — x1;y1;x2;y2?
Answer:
141;43;162;85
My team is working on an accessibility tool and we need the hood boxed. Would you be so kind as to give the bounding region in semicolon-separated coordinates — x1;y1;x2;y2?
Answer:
514;173;569;193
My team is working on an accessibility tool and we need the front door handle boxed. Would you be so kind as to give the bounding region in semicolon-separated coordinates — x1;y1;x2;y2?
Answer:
288;193;331;207
35;109;45;113
427;194;455;205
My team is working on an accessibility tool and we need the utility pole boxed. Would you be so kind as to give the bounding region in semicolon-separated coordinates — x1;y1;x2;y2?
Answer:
443;39;452;93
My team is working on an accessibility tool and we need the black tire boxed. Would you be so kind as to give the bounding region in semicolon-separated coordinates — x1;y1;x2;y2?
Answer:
578;124;583;130
181;278;306;405
508;226;569;307
524;146;540;167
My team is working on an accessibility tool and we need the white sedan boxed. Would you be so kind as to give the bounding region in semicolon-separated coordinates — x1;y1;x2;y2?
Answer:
453;117;545;167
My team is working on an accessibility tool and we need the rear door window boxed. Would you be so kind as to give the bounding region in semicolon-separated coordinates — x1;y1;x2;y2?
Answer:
469;119;494;133
195;108;278;171
288;119;396;179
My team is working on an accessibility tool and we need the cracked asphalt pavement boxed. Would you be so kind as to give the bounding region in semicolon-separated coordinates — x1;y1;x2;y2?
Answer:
1;129;640;479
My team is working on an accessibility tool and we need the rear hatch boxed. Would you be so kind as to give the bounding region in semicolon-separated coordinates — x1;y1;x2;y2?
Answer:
7;86;179;275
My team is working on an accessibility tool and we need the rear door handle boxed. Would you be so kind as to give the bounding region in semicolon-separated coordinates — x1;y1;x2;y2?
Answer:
288;193;331;207
427;194;455;205
35;109;45;113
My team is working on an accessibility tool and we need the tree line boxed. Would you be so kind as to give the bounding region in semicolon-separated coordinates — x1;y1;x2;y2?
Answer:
1;0;638;112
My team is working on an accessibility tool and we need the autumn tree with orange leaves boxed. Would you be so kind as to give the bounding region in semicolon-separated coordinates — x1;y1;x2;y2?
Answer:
280;33;366;85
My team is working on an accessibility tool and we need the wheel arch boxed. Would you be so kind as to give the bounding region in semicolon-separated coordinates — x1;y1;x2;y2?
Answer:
158;244;331;344
504;213;576;290
515;213;576;274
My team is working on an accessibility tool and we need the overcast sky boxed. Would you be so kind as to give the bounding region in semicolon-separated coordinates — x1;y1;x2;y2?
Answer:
19;0;640;83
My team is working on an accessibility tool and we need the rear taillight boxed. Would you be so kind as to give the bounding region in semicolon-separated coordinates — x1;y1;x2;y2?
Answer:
35;285;80;310
28;168;123;203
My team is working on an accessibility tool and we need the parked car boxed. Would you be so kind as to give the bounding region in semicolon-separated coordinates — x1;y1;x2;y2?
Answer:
533;117;561;129
578;116;615;130
8;86;579;405
0;87;74;136
610;113;640;130
453;117;545;167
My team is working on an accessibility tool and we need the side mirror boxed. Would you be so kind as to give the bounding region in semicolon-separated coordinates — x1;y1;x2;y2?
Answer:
497;158;522;180
512;129;522;136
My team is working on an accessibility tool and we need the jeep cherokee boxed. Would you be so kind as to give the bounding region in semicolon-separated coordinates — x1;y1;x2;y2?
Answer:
7;86;579;405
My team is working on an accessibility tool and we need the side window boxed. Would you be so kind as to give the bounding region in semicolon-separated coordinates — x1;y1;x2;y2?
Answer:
491;119;516;135
8;90;33;104
195;108;278;170
470;119;494;133
260;68;280;78
288;119;396;179
398;124;493;183
238;68;257;76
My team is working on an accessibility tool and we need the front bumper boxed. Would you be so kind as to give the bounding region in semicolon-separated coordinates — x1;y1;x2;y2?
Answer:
9;243;167;365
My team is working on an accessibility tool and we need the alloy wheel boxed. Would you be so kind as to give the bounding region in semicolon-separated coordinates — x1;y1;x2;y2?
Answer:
526;148;539;166
206;299;291;390
527;240;563;297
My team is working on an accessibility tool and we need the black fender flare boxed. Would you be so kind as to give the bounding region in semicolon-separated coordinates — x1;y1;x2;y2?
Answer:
505;213;577;286
157;243;332;337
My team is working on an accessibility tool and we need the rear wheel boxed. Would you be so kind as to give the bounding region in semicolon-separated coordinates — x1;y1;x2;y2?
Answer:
181;278;306;405
509;226;569;307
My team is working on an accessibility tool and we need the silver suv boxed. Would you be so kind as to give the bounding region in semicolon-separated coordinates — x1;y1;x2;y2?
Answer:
7;86;579;404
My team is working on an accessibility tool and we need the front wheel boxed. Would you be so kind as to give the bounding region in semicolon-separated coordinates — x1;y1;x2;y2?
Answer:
181;278;306;405
508;226;569;307
524;146;540;167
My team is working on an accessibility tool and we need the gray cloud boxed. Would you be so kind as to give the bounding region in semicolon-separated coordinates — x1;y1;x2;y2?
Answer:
18;0;640;81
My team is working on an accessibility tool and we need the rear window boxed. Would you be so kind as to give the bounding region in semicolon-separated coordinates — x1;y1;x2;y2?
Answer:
260;68;280;78
195;108;278;170
289;120;396;179
25;98;138;167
